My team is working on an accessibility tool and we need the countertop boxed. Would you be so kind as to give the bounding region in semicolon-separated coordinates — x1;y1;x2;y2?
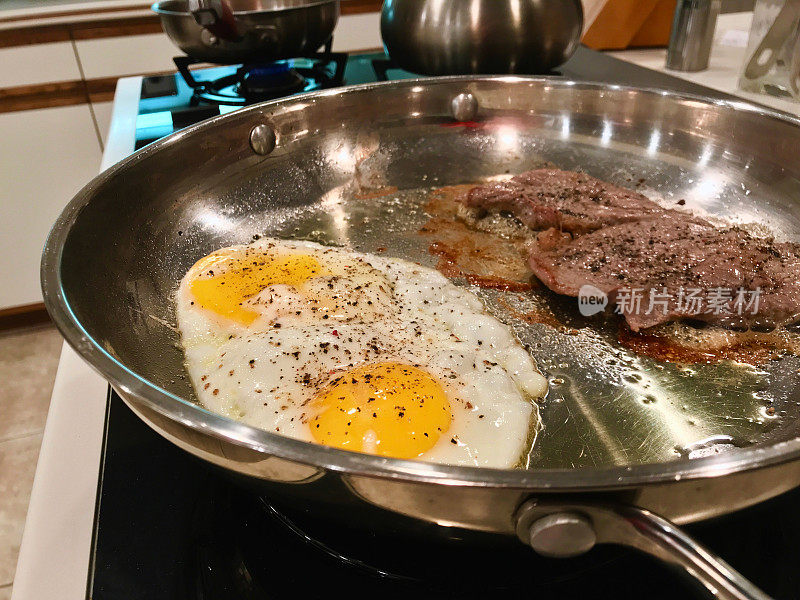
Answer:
608;11;800;116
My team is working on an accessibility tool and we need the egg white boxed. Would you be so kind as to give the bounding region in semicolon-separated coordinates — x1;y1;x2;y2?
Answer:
175;238;547;468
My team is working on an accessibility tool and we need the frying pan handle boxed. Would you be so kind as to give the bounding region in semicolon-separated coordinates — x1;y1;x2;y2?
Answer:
515;500;772;600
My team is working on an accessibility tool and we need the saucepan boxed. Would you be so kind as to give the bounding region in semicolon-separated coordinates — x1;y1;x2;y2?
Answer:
41;77;800;599
152;0;339;64
381;0;584;75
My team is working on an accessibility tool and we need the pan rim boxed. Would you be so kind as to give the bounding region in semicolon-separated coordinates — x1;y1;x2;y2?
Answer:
151;0;339;17
41;74;800;490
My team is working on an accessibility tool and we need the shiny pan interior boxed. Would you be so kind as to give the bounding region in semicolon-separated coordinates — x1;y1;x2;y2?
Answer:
41;77;800;505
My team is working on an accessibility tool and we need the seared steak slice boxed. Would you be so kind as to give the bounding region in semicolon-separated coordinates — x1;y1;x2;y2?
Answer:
465;168;684;234
528;217;800;331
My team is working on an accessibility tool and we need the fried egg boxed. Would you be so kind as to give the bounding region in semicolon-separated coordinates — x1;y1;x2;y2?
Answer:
175;238;547;468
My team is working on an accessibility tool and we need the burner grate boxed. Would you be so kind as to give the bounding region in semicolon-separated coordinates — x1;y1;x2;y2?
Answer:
173;42;348;106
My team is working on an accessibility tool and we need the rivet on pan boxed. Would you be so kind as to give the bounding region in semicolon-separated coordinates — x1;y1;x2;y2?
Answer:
250;124;276;156
451;92;478;122
527;513;596;558
200;29;219;47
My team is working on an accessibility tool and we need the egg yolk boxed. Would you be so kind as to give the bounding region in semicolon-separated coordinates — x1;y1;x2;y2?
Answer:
308;362;452;459
189;249;326;325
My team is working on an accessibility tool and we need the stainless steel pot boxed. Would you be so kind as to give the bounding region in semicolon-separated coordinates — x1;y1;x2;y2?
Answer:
42;78;800;599
152;0;339;64
380;0;583;75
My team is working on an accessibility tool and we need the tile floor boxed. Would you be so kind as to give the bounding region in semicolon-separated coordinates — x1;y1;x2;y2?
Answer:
0;324;64;598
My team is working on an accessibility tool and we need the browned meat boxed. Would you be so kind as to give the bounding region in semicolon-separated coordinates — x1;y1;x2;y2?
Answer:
528;218;800;331
464;168;688;234
463;167;799;331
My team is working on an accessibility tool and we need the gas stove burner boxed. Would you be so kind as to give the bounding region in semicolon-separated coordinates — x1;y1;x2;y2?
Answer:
173;45;347;106
241;62;306;99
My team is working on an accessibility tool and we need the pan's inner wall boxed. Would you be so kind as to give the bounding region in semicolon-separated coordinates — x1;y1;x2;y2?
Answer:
57;80;800;470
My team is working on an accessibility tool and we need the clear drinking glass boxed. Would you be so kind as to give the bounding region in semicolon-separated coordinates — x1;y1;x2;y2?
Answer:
738;0;800;101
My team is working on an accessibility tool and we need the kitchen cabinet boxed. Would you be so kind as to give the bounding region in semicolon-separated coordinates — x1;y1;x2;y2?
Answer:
74;13;383;80
0;10;382;313
75;33;182;80
91;100;114;148
0;41;82;88
0;105;102;310
332;11;382;51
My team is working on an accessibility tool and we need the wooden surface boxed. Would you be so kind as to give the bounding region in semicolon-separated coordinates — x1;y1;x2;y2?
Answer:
629;0;676;48
0;303;51;331
0;15;164;48
0;71;169;112
582;0;677;50
0;79;86;112
0;2;152;24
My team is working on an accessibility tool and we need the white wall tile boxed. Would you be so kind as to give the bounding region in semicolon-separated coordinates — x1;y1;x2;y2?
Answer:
0;42;82;88
0;104;102;309
74;32;178;79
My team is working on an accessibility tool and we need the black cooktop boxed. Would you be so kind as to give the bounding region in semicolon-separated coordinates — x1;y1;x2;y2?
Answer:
134;46;774;150
90;392;800;599
90;48;799;599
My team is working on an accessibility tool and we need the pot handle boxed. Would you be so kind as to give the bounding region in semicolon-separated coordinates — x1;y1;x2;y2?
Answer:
187;0;240;41
515;500;772;600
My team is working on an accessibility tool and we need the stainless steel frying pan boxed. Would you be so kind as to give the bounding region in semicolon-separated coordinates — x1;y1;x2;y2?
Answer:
41;78;800;599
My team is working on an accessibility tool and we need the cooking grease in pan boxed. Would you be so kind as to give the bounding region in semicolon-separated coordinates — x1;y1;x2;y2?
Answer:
251;181;799;471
